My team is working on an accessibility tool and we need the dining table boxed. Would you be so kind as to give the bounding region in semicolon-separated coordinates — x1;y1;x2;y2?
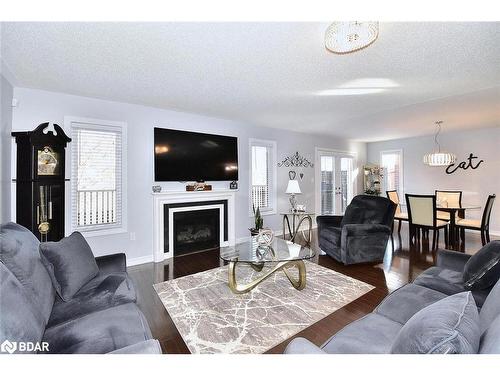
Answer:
436;204;481;250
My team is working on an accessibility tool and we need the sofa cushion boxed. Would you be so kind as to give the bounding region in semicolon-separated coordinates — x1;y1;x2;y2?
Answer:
42;303;152;354
414;266;464;294
0;222;55;325
391;292;480;354
479;314;500;354
463;241;500;290
375;284;448;325
40;232;99;301
47;272;137;327
478;278;500;335
0;262;46;353
414;266;491;307
321;313;402;354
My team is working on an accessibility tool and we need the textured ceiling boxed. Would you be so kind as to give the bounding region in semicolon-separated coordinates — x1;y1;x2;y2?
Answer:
1;22;499;141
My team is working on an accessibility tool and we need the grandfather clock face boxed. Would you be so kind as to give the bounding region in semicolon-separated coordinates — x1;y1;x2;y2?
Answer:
37;146;60;176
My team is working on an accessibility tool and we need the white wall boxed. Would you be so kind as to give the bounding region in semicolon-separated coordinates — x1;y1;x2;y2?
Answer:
0;74;13;223
8;87;366;264
367;127;500;234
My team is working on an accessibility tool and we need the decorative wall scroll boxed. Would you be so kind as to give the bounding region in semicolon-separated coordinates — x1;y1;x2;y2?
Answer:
278;152;314;168
445;153;484;175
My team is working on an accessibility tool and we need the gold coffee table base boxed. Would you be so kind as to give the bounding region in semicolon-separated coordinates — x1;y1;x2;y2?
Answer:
228;260;306;294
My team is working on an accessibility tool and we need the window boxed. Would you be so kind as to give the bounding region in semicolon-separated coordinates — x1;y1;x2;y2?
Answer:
67;117;127;234
249;139;276;214
381;149;403;198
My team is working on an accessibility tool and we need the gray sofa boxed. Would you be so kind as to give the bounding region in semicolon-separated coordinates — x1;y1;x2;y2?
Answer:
285;246;500;354
0;222;161;354
317;195;397;265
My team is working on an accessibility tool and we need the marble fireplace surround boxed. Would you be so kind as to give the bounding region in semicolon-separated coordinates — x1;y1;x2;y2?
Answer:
152;190;236;261
154;261;374;354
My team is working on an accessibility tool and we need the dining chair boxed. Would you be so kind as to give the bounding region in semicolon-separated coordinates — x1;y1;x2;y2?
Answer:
456;194;496;246
386;190;408;233
405;194;449;251
435;190;463;221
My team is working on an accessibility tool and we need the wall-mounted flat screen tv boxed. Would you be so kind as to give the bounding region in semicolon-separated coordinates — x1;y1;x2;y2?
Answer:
154;127;238;182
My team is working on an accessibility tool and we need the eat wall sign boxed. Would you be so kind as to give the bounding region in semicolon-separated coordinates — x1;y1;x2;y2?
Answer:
446;153;484;175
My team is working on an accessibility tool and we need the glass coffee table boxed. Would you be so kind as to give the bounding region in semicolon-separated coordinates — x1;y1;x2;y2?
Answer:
220;237;315;294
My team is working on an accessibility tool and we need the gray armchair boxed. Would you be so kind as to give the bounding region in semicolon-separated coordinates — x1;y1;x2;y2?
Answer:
317;195;397;265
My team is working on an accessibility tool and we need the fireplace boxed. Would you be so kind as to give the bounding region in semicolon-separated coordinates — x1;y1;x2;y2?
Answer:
153;191;236;262
172;208;221;256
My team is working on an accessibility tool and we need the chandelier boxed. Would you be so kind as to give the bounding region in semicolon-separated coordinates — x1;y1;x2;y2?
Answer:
423;121;457;167
325;22;379;54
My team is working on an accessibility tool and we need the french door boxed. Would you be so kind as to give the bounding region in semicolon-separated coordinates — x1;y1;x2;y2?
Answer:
316;149;356;215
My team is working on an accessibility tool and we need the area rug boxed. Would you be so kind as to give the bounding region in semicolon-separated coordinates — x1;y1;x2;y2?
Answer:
153;261;374;354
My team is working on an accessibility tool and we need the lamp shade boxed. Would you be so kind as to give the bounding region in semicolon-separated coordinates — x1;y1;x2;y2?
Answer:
286;180;301;194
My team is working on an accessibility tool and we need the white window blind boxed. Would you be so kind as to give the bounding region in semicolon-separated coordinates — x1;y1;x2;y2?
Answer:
71;122;124;232
250;139;276;214
381;150;403;198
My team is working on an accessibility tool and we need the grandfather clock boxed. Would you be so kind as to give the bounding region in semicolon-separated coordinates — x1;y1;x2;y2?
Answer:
12;123;71;241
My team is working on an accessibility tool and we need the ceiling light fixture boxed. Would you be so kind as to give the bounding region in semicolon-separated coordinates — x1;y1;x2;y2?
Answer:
423;121;457;167
325;22;379;54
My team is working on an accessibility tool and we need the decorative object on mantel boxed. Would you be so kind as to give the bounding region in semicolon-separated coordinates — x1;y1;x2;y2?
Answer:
186;182;212;191
229;180;238;190
325;22;379;54
423;120;457;167
152;185;162;193
278;152;314;168
249;205;264;236
11;122;71;242
286;179;302;211
445;153;484;175
363;164;383;196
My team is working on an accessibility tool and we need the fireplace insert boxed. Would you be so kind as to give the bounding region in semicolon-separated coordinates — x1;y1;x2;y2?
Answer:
173;208;220;256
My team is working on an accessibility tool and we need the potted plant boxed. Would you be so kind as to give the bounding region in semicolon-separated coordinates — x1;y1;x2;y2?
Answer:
250;205;264;236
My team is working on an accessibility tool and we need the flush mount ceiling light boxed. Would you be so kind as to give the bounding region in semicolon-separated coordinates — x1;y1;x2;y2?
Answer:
325;22;379;54
423;121;457;167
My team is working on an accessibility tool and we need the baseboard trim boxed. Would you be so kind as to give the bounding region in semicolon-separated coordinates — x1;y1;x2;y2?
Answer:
127;255;154;267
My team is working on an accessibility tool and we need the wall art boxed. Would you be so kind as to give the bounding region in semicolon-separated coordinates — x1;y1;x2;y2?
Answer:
278;152;314;168
445;153;484;175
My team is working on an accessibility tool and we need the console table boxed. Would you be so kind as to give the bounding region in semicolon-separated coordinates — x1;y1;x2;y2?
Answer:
281;211;315;245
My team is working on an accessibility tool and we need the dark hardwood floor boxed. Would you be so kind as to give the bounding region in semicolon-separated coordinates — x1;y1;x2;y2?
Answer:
128;223;497;354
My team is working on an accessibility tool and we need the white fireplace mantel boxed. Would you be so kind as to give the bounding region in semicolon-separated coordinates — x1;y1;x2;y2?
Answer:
152;190;236;262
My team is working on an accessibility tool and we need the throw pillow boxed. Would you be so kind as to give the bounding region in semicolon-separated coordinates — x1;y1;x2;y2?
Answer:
39;232;99;301
391;292;480;354
463;241;500;290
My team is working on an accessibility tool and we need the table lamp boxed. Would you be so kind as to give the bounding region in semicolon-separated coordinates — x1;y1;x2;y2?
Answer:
286;179;301;212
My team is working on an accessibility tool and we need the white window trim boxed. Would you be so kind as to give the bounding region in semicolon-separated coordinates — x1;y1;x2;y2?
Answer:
249;138;277;216
380;149;404;200
64;116;128;237
314;147;358;215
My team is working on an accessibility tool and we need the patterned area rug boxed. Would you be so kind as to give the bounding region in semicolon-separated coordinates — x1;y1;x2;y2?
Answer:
153;261;374;354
